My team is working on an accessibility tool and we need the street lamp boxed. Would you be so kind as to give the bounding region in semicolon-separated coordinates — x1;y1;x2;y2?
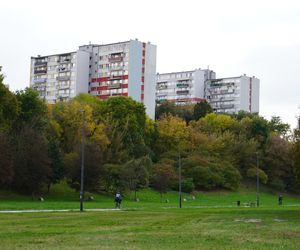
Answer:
256;152;260;207
79;109;85;212
178;149;182;208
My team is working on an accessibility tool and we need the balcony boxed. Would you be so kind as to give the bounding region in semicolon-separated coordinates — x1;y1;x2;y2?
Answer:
109;75;123;80
108;56;123;63
108;83;121;89
156;84;167;90
220;104;234;109
56;76;71;81
34;69;47;74
176;90;189;95
176;83;189;88
57;85;70;90
33;78;47;84
34;61;47;67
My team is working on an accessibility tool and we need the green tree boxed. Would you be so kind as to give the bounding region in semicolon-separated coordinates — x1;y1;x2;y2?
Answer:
291;117;300;191
0;133;14;188
100;97;147;158
268;116;290;137
12;126;52;195
121;156;152;200
15;88;48;131
262;134;292;190
0;68;19;132
193;100;213;121
155;101;177;119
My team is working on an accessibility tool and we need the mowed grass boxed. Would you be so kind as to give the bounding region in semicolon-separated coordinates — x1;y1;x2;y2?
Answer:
0;183;300;210
1;183;300;249
0;207;300;249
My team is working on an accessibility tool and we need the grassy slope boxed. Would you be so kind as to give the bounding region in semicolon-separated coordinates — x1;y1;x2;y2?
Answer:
0;207;299;249
0;181;300;210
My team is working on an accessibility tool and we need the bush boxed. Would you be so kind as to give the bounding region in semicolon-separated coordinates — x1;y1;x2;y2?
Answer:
182;154;241;190
181;178;195;193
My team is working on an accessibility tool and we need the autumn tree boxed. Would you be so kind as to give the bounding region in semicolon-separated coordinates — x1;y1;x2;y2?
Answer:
151;161;177;199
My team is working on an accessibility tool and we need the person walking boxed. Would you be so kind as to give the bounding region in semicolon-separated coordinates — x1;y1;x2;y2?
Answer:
115;191;122;209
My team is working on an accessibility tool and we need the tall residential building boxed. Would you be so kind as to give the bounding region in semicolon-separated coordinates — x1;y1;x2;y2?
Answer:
156;69;216;105
79;40;157;119
205;75;260;113
30;51;90;103
30;39;157;119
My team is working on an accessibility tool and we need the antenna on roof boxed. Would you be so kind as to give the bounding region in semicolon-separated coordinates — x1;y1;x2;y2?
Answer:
207;65;209;70
89;41;91;45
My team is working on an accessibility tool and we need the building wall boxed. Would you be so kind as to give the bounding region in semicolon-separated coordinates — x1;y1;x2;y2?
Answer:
128;40;143;102
143;42;157;119
74;50;90;95
205;75;260;114
156;69;214;105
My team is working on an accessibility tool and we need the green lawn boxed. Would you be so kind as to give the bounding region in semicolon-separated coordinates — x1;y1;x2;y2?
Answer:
0;207;300;249
1;184;300;249
0;182;300;210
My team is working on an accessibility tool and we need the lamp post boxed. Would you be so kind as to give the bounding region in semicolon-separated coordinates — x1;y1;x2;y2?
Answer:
79;109;85;212
256;152;260;207
178;149;182;209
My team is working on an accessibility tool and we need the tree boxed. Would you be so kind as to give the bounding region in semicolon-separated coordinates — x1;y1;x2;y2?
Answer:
291;117;300;192
64;142;105;192
0;68;19;132
268;116;290;137
15;88;48;131
262;134;292;190
154;114;187;157
193;100;213;121
12;126;52;196
0;133;14;188
151;162;177;199
121;156;152;200
155;101;177;119
182;154;241;190
100;96;147;158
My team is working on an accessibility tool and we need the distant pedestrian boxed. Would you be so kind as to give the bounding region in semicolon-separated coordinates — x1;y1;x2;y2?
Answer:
115;191;122;209
278;195;283;205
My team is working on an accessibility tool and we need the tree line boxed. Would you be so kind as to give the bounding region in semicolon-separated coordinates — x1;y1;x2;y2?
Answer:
1;69;300;197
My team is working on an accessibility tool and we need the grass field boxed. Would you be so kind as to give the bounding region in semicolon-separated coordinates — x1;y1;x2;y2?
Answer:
0;207;300;249
1;181;300;210
1;183;300;249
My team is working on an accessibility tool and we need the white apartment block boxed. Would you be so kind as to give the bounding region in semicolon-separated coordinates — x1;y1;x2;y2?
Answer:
79;40;156;119
156;69;216;105
30;51;90;103
30;39;157;119
205;75;260;113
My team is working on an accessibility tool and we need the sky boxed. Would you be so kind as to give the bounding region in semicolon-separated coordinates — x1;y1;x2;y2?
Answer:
0;0;299;128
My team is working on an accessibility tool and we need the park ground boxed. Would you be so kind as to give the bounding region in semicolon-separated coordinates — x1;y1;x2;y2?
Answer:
0;183;300;249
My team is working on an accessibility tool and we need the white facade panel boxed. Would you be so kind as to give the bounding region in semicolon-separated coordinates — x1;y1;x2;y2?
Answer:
144;43;157;119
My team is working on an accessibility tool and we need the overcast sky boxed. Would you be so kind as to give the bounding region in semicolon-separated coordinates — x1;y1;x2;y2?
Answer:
0;0;299;128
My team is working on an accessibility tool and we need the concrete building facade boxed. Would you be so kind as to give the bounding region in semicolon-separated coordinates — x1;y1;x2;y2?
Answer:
30;51;90;103
156;69;215;105
80;40;156;118
30;39;157;119
205;75;260;113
